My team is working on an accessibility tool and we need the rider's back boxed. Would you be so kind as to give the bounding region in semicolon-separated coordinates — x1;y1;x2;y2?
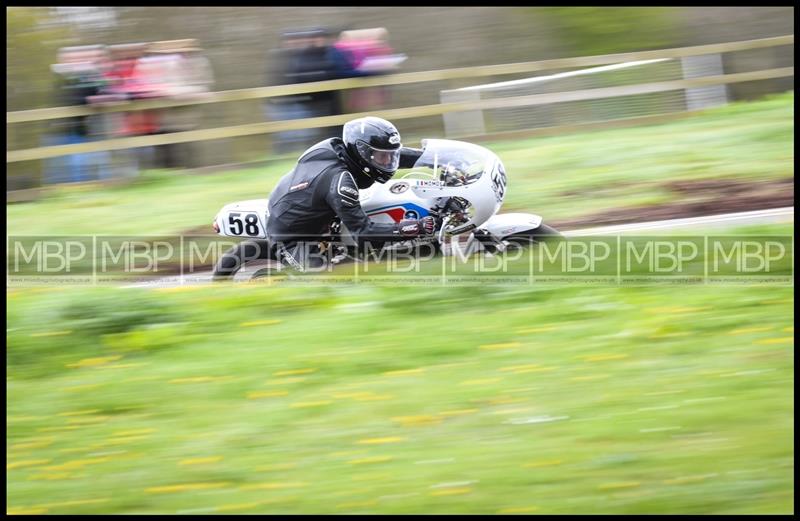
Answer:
267;138;349;240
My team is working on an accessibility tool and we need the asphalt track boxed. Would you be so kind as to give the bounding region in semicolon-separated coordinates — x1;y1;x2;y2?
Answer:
124;206;794;288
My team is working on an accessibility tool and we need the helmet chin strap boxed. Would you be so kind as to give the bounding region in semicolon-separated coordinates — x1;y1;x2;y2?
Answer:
336;140;383;186
361;167;380;185
348;159;376;188
339;143;368;175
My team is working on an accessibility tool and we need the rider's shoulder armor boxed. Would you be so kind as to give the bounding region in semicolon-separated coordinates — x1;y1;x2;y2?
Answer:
267;138;352;236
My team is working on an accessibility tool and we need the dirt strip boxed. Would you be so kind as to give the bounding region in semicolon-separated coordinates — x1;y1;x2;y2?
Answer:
551;178;794;229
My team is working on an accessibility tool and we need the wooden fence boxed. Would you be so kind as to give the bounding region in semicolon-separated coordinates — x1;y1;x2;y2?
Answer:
6;35;793;164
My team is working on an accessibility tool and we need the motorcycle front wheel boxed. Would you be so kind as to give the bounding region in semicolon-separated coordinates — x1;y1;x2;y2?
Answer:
479;223;563;255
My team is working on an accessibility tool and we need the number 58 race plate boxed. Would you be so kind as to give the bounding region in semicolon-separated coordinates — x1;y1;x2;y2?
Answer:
223;210;267;238
214;199;270;239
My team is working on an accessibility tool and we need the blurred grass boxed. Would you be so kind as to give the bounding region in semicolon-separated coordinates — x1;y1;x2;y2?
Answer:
6;91;793;236
7;259;794;513
489;91;794;219
6;92;794;514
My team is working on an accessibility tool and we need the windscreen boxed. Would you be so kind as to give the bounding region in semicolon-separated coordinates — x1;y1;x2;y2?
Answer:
410;139;494;186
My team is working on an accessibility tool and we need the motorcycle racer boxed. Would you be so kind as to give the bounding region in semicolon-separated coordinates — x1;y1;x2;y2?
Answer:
213;116;433;278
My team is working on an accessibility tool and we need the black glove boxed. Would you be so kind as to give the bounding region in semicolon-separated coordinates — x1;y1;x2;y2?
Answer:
419;216;436;235
398;216;436;238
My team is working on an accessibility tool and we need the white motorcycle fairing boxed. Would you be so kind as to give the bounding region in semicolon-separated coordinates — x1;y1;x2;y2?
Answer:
478;212;544;241
213;138;557;252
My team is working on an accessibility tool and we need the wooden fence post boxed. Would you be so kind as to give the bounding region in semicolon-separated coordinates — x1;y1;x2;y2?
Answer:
681;53;729;110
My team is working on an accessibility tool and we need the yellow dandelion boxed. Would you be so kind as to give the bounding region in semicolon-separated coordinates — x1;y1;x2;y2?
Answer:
30;330;72;337
581;354;629;362
239;482;307;491
111;428;156;437
382;368;425;377
216;502;260;512
7;459;51;470
437;409;479;418
755;337;793;345
146;482;230;494
598;482;641;490
289;400;332;408
356;437;406;445
479;342;521;350
239;319;282;327
391;415;442;427
66;356;123;369
729;326;773;335
57;409;101;417
347;456;393;465
517;326;557;334
273;368;317;377
179;456;223;466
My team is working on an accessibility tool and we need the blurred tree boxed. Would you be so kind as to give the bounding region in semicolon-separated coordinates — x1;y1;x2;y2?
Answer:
7;7;75;190
537;7;684;56
7;7;75;110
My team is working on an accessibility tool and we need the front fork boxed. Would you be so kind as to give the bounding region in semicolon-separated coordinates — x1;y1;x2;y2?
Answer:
470;228;507;252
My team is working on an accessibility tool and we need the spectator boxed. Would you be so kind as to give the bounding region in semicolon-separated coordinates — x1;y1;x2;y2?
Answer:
334;28;406;113
103;42;165;171
131;40;183;168
45;45;112;184
171;39;215;169
265;31;315;154
101;43;151;178
265;28;343;153
142;39;215;169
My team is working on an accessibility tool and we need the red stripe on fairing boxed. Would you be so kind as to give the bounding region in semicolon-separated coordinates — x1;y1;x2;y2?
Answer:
368;208;406;223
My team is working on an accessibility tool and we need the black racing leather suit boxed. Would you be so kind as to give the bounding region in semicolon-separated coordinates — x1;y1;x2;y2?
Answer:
212;137;423;277
268;137;421;244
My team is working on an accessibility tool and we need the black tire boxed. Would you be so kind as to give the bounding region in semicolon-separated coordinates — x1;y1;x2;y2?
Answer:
211;240;272;281
248;264;287;282
506;223;563;244
484;224;563;254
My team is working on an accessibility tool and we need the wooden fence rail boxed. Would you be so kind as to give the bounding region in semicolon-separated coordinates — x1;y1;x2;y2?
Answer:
6;35;794;163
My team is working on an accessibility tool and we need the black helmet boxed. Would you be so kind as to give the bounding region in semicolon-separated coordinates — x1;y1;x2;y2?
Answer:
342;116;402;183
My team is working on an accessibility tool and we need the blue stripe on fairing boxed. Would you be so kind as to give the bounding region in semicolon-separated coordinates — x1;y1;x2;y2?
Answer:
367;203;430;217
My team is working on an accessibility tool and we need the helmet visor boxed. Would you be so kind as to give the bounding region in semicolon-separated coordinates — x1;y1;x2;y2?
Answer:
356;141;401;173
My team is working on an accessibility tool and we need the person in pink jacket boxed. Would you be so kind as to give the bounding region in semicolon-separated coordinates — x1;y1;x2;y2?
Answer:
333;28;406;112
